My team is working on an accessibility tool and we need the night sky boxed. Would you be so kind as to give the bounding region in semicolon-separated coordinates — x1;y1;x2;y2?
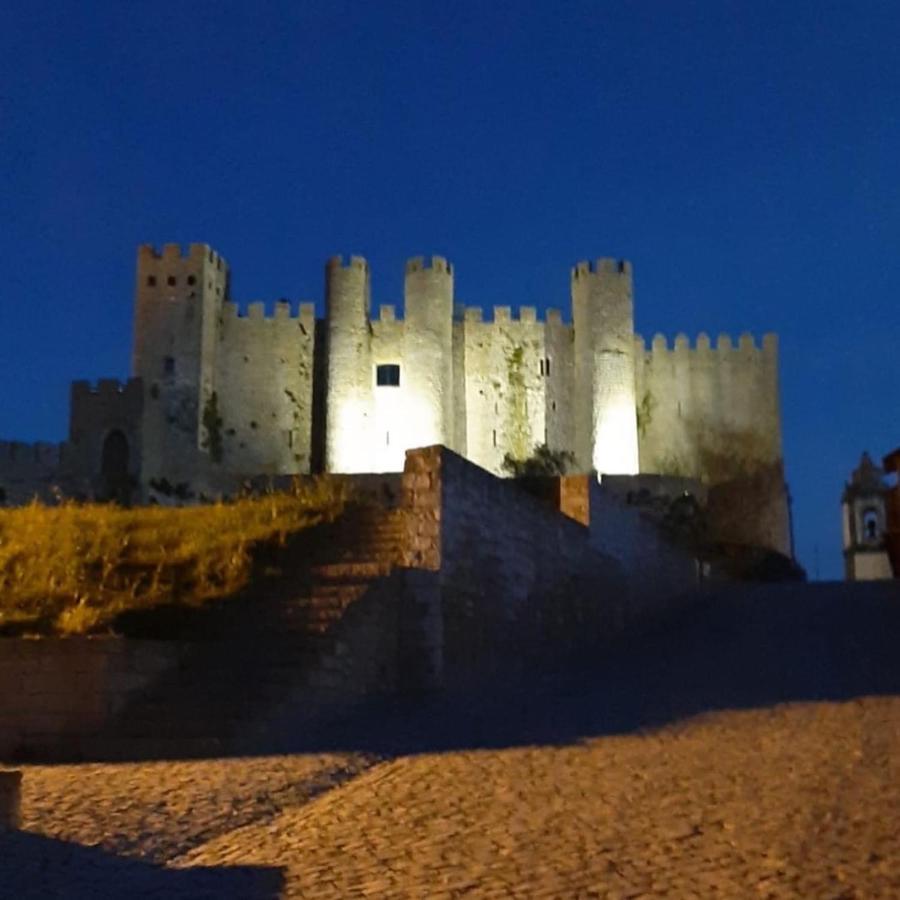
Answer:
2;1;899;579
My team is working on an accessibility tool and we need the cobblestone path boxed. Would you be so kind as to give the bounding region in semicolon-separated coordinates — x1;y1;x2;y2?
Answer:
5;581;900;897
173;696;900;898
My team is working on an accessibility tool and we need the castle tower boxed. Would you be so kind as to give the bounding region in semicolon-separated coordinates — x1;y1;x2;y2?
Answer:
403;256;455;451
842;451;893;580
324;256;373;472
132;243;228;485
571;259;639;475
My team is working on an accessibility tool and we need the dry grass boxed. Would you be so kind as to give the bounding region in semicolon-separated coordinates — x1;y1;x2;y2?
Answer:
0;478;346;636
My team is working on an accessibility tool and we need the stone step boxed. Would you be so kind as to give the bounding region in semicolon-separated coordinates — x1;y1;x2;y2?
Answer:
310;562;393;581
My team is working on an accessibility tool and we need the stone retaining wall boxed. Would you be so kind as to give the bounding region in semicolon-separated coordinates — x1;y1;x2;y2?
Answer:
400;446;698;686
0;639;183;761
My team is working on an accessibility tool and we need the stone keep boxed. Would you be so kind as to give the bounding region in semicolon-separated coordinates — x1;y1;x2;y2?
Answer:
2;243;785;518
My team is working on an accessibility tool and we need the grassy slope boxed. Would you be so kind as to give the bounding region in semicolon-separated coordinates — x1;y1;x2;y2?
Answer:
0;479;346;636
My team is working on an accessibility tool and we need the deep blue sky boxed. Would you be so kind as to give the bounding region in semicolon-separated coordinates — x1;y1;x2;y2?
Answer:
2;1;898;578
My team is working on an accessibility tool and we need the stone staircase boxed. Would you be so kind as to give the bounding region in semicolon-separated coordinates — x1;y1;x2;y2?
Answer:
77;504;408;761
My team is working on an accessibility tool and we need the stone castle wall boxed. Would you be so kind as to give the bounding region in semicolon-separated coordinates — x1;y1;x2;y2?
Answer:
1;245;785;526
635;332;781;480
0;442;63;505
215;301;316;476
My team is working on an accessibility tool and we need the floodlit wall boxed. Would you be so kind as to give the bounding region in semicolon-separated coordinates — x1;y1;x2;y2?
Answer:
460;306;555;474
215;302;315;474
635;332;782;480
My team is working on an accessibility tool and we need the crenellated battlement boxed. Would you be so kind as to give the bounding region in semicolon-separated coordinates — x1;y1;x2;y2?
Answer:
572;258;632;279
221;301;317;327
71;378;143;400
17;243;783;506
138;243;226;268
459;305;569;325
327;255;368;272
405;256;453;275
636;331;778;355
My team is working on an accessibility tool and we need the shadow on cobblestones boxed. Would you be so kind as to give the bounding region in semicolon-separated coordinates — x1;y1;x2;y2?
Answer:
273;580;900;756
0;830;283;899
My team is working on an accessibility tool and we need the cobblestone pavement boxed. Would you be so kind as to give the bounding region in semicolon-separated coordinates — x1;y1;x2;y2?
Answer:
174;696;900;898
6;582;900;897
18;751;375;862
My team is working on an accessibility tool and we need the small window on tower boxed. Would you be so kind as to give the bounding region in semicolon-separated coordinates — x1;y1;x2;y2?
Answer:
187;275;196;286
147;275;157;287
167;275;176;286
163;356;175;376
376;364;401;387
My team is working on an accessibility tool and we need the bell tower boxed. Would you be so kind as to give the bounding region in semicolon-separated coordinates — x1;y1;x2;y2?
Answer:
842;452;892;580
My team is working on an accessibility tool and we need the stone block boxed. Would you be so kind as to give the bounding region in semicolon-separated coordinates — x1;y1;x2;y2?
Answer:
0;770;21;830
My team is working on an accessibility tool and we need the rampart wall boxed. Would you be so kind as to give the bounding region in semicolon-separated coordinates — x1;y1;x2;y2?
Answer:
635;332;781;480
459;307;563;475
0;441;63;505
215;302;316;475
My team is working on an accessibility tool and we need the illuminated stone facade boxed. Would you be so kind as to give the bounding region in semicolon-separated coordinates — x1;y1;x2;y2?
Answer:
1;243;784;505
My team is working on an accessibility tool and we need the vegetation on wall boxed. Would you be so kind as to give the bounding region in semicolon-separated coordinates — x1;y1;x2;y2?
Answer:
503;443;575;478
0;479;346;636
635;390;656;439
201;391;224;463
504;342;530;460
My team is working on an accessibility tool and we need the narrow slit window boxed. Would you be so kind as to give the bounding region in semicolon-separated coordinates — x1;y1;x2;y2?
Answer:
492;429;497;447
376;364;401;386
163;356;175;376
539;359;545;376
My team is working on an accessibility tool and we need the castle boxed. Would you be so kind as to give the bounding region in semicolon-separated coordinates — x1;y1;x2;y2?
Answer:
0;243;786;545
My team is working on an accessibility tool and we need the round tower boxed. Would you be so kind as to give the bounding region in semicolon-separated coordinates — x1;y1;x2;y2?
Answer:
571;258;639;475
324;255;373;472
402;256;455;451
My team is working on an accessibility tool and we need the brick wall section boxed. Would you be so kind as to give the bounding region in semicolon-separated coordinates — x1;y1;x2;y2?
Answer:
0;770;21;829
0;639;183;761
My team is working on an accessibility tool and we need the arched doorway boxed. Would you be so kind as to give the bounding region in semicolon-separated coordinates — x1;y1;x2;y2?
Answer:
101;430;131;504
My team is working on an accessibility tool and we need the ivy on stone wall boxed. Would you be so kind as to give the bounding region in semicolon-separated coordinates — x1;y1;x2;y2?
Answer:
201;392;224;464
636;390;656;439
505;342;530;460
